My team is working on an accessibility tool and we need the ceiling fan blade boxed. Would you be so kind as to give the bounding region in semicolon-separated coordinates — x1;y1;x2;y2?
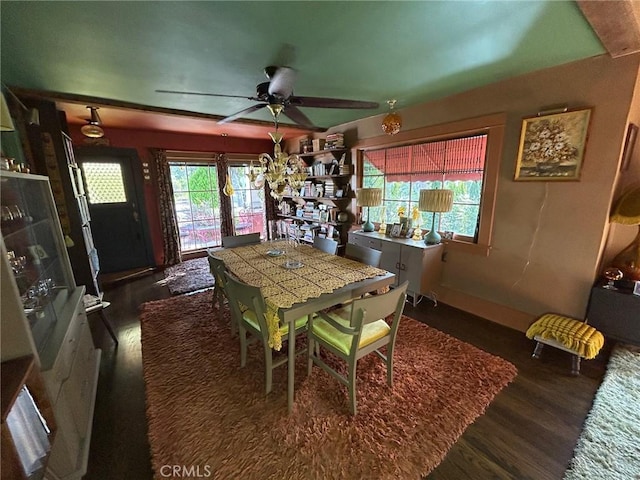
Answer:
156;89;257;101
289;96;379;109
218;103;268;124
268;67;296;99
282;105;316;129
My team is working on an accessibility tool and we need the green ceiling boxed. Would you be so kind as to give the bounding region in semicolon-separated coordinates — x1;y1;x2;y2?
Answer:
0;1;604;130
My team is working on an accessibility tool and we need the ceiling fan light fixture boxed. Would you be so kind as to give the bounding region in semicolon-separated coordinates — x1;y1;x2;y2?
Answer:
382;99;402;136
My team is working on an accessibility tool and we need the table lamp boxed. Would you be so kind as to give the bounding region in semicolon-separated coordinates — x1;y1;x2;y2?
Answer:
609;186;640;281
357;188;382;232
419;189;453;245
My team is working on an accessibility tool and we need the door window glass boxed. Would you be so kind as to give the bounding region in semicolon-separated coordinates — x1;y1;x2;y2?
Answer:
82;163;127;204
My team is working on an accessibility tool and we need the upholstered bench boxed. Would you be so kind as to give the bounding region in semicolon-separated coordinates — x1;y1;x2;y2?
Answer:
525;313;604;375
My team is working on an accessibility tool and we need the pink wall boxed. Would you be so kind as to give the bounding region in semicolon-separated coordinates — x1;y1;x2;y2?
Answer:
68;125;273;266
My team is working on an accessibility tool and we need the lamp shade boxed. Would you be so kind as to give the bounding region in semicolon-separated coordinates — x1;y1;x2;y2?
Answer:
419;189;454;213
357;188;382;207
610;187;640;226
0;93;15;131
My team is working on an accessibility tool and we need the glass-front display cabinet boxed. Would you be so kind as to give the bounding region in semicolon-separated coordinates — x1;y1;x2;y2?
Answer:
0;170;77;365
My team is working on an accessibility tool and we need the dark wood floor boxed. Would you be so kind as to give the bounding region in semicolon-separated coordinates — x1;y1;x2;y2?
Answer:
85;272;609;480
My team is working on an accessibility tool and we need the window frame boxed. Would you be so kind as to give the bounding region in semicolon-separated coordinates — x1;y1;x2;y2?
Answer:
354;112;506;256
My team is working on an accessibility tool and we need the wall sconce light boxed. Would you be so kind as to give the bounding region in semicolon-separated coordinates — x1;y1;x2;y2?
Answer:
1;85;40;129
81;106;104;138
1;93;15;131
381;99;402;136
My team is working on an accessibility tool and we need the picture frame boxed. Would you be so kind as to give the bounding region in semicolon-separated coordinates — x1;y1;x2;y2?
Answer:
514;108;592;181
442;231;454;240
335;189;344;198
621;123;638;171
399;217;411;236
390;223;402;237
405;227;416;239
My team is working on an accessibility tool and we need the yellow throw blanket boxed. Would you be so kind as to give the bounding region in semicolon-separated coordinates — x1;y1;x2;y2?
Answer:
526;313;604;360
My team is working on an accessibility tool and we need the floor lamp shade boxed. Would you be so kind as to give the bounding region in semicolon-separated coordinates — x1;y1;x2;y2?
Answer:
609;187;640;281
357;188;382;232
419;189;454;244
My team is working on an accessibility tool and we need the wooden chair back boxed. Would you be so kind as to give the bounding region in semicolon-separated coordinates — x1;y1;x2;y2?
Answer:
221;232;261;248
312;236;338;255
349;281;408;329
345;243;382;267
223;271;270;342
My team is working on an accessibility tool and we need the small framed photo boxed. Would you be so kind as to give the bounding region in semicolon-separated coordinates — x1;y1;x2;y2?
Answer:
399;217;410;236
318;210;329;223
442;231;454;240
335;189;344;198
390;223;402;237
405;227;415;239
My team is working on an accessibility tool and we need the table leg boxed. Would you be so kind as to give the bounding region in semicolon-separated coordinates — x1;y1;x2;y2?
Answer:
99;310;119;346
288;324;295;413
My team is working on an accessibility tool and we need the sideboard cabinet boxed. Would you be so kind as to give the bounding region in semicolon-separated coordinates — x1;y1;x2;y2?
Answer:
1;170;100;480
348;230;444;305
586;284;639;346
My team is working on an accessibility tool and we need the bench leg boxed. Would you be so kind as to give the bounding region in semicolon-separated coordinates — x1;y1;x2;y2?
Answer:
571;355;581;376
532;341;544;359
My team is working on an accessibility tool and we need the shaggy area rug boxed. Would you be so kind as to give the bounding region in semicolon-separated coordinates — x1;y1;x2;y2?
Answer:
163;257;213;295
564;344;640;479
140;291;517;480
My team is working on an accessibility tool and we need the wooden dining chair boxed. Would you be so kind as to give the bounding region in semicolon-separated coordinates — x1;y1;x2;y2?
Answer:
312;236;338;255
223;271;309;395
207;252;237;335
307;281;408;415
221;232;261;248
344;243;382;267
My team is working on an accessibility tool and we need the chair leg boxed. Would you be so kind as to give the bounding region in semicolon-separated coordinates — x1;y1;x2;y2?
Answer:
239;326;247;368
348;360;358;415
532;341;544;359
571;355;581;376
386;349;394;388
307;336;314;376
265;348;273;395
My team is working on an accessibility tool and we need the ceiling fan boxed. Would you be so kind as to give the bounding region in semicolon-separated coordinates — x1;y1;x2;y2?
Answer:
156;66;379;129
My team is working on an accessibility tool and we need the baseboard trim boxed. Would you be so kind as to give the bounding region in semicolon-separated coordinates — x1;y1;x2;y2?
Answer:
435;286;535;333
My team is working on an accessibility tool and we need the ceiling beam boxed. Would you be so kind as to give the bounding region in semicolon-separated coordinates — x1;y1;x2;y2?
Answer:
577;0;640;58
7;86;324;132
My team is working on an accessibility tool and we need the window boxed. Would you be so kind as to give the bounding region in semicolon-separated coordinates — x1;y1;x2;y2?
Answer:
167;151;268;253
170;162;221;252
228;164;267;239
81;162;127;204
356;113;505;255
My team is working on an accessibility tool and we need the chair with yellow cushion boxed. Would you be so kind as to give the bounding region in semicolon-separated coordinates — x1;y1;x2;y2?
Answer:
307;281;408;415
223;271;309;395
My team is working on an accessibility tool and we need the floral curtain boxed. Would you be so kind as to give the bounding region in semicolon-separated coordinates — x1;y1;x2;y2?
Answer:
152;149;181;266
215;153;234;238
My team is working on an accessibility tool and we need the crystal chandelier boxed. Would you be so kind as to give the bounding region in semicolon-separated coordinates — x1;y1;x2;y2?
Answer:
252;104;308;204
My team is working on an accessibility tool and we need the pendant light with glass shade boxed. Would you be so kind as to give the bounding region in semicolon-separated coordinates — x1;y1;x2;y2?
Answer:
80;106;104;138
381;99;402;135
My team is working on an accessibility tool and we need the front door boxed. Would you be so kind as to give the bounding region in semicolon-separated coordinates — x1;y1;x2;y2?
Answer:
75;147;153;273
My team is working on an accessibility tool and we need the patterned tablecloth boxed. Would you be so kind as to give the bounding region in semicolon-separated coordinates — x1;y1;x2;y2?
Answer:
212;242;388;350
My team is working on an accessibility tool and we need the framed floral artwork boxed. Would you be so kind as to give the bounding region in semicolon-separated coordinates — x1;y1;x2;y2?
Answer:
514;108;592;181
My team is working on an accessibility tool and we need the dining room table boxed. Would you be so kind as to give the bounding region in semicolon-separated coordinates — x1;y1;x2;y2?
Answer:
211;240;396;412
